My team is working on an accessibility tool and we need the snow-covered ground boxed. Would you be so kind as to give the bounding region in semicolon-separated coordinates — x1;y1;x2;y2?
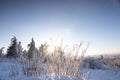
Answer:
0;58;120;80
89;69;120;80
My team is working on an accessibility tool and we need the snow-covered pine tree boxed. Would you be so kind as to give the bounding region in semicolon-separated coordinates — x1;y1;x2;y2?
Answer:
17;41;23;57
0;47;4;57
39;43;47;61
6;37;23;58
27;38;36;60
6;36;19;58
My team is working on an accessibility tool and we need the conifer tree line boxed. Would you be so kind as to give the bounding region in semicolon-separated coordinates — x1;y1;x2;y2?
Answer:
0;36;89;62
0;36;53;60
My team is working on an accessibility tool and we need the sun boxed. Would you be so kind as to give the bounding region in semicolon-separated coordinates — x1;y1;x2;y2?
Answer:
47;45;55;53
46;35;62;54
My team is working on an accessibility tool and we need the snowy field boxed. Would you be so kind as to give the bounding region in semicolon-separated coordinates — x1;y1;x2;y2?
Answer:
0;58;120;80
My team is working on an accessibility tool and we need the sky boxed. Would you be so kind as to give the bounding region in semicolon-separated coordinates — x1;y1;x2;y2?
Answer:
0;0;120;56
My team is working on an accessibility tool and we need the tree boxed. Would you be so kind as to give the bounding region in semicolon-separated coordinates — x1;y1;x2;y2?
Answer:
39;43;48;57
17;41;23;56
39;43;52;63
6;36;18;57
0;47;4;57
27;38;36;59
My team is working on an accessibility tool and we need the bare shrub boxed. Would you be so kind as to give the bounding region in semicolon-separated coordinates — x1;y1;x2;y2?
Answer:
46;41;89;78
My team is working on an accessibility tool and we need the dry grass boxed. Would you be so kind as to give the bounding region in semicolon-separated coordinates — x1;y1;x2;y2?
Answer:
46;42;89;78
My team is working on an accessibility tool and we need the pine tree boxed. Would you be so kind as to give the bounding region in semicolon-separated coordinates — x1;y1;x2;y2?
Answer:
39;43;50;63
6;36;18;57
27;38;36;59
17;41;23;56
0;47;4;57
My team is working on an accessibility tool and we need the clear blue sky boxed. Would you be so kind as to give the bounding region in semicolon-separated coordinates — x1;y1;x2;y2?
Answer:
0;0;120;55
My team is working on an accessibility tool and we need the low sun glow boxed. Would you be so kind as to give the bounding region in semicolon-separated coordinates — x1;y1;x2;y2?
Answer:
46;35;62;54
47;45;55;53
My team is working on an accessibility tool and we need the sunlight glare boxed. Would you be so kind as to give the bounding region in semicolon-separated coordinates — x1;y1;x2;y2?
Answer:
47;44;55;53
46;35;62;54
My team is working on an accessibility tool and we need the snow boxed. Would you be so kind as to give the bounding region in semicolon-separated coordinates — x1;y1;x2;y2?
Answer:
0;58;120;80
89;69;120;80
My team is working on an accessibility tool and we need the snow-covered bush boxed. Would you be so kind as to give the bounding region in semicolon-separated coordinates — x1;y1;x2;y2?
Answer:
101;58;120;68
83;57;104;69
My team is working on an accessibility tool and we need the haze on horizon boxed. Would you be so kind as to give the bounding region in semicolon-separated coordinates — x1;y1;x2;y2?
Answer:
0;0;120;56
